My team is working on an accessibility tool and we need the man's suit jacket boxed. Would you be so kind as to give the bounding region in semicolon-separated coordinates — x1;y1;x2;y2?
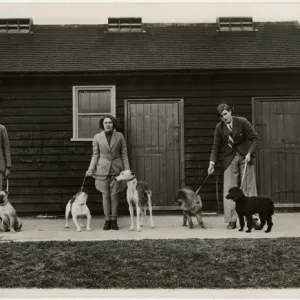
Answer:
0;124;11;173
88;130;130;179
209;116;260;170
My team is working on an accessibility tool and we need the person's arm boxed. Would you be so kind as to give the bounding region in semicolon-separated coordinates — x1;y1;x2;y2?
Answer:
86;136;100;176
120;133;130;170
244;119;260;162
2;126;11;177
208;125;222;174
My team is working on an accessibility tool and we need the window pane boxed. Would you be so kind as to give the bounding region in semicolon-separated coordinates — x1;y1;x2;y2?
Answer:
78;116;102;138
78;90;111;113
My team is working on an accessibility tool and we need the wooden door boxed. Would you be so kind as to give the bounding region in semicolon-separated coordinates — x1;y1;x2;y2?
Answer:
253;97;300;207
126;99;184;207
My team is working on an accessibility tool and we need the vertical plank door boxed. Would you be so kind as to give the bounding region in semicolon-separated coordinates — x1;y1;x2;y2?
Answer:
126;100;183;207
254;98;300;206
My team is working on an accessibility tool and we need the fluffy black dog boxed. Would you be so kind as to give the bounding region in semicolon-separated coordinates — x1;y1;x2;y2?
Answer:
225;187;274;233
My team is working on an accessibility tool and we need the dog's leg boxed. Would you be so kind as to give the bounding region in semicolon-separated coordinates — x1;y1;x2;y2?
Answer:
72;216;82;232
14;217;23;232
136;205;142;232
265;215;273;233
128;202;135;231
147;193;154;229
9;217;16;233
195;213;206;229
238;213;245;231
182;212;187;226
184;212;194;229
245;214;253;233
65;202;71;228
256;213;266;230
79;217;85;228
86;213;92;231
140;207;145;227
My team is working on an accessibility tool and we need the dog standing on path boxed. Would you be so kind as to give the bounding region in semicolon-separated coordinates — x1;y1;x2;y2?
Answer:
115;170;154;232
0;190;22;232
65;191;92;232
175;188;206;229
225;187;274;233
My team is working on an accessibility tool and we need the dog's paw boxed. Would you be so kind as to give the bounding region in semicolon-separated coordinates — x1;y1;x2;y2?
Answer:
137;228;142;232
246;230;252;233
200;225;206;229
86;227;92;231
150;226;155;229
64;225;70;228
128;227;134;231
189;226;194;229
265;229;271;233
182;224;187;227
238;228;243;231
76;228;82;232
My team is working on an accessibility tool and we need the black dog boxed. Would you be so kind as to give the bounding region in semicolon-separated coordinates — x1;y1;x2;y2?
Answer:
225;187;274;233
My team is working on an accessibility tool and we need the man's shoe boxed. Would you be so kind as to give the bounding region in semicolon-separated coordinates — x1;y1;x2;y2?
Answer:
103;220;111;230
227;222;236;229
111;220;119;230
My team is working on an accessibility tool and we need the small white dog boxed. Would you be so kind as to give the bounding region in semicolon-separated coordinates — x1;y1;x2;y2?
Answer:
65;191;92;232
0;190;22;233
115;170;154;232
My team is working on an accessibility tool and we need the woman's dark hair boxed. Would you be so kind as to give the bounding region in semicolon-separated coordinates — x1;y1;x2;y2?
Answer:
217;103;234;116
99;114;119;130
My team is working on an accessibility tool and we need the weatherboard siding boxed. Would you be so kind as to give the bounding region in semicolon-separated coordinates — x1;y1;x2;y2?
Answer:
0;73;300;213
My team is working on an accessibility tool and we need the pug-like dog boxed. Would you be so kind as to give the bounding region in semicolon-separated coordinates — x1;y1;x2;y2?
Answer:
65;191;92;232
0;190;23;232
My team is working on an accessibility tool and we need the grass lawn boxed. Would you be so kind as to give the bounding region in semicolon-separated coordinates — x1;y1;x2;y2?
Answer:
0;238;300;289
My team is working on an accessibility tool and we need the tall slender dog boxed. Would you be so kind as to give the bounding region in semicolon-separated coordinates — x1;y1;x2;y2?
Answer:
115;170;154;232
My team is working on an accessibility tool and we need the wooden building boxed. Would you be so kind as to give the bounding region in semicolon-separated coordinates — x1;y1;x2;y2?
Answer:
0;17;299;213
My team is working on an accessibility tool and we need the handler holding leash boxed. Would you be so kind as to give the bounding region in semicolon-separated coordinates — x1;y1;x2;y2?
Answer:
86;115;130;231
0;124;11;189
208;103;260;229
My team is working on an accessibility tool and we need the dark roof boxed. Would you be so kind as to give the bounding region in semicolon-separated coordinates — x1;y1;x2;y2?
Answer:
0;21;300;73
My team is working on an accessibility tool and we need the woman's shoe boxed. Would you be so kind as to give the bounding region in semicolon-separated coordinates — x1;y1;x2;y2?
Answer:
227;222;236;229
111;220;119;230
103;220;111;230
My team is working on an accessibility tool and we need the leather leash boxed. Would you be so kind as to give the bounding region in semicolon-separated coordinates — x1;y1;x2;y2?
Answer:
240;161;248;189
195;174;210;195
80;174;86;192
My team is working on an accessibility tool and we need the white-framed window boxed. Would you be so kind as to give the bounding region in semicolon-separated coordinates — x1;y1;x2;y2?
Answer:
71;85;116;141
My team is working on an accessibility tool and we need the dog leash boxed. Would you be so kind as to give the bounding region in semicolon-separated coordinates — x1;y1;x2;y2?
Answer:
80;174;86;192
195;174;210;195
240;161;248;189
5;177;9;194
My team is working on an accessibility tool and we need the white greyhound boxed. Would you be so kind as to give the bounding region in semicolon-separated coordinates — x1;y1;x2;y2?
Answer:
115;170;154;231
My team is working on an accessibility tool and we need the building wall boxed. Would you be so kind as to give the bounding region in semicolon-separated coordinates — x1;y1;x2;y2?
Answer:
0;72;300;213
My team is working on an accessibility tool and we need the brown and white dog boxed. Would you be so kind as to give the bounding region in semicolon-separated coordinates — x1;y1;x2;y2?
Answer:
175;188;206;229
0;190;23;233
65;191;92;232
115;170;154;232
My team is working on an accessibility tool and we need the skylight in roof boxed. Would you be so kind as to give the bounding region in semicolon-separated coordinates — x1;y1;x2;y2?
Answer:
217;17;256;31
0;18;33;34
107;17;144;32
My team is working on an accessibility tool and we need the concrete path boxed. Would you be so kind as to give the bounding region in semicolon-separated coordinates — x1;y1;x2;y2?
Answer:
1;213;300;242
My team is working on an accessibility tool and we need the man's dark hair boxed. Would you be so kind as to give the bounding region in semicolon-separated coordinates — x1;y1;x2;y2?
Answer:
217;103;234;116
99;114;119;130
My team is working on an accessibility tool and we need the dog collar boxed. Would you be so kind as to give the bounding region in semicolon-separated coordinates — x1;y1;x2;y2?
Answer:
0;199;8;206
127;176;136;182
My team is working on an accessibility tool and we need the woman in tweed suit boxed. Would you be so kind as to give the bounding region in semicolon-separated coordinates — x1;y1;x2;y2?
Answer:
0;124;11;190
86;115;130;230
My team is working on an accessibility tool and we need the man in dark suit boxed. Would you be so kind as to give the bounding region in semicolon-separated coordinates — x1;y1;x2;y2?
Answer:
208;103;260;229
0;124;11;190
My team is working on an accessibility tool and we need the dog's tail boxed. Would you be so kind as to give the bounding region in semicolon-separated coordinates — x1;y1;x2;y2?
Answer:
270;199;275;215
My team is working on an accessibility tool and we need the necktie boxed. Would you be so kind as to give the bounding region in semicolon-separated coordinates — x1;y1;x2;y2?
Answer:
228;124;233;148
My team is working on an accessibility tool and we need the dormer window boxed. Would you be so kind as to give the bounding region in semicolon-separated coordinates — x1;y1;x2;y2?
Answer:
106;17;144;33
217;17;256;31
0;18;33;33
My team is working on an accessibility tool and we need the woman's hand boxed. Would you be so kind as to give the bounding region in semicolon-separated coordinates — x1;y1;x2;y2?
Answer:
85;169;93;177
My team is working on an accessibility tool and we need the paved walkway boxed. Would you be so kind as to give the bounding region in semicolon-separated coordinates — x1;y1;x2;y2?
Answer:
1;213;300;242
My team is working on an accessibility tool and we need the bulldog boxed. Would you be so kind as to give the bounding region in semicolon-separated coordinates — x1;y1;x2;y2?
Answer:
0;190;23;233
65;191;92;232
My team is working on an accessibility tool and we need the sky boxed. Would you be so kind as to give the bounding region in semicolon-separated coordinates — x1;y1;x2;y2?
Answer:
0;1;299;24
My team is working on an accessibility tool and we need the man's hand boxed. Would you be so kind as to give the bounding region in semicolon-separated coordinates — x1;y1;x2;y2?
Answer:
4;168;10;178
208;161;215;175
85;169;93;177
245;153;251;163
